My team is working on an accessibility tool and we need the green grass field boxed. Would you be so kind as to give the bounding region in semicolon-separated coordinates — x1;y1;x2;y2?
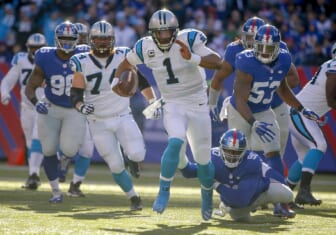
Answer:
0;162;335;235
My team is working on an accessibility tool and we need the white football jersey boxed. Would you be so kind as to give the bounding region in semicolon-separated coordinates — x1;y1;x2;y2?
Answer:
70;47;131;119
126;29;211;104
0;52;43;108
296;58;336;116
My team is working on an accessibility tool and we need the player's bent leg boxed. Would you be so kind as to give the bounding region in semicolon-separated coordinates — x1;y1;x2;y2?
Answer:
153;138;183;214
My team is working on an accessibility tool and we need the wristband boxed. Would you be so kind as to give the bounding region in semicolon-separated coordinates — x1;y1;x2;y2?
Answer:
189;53;201;65
297;104;304;112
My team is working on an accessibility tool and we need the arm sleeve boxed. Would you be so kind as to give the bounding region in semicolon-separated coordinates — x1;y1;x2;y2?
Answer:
137;70;150;91
0;66;21;96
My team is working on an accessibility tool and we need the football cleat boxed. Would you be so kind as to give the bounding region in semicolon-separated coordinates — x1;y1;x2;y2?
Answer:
213;201;230;217
49;193;63;203
273;203;296;218
153;188;170;214
201;188;213;221
22;173;41;190
130;196;142;211
295;187;322;206
67;181;85;197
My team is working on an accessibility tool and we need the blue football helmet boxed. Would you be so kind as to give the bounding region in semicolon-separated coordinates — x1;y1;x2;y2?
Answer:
148;9;179;51
54;21;78;53
254;24;281;64
219;129;247;168
75;22;89;45
241;16;265;49
26;33;47;58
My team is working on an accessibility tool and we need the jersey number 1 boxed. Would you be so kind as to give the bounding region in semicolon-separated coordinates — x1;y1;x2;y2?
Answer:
163;58;179;84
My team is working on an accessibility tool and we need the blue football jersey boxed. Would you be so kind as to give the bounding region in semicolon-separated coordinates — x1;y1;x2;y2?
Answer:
211;148;270;208
35;45;90;107
230;47;292;113
223;40;244;71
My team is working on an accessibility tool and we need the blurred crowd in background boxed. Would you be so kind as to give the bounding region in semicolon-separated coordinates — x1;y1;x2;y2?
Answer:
1;0;336;67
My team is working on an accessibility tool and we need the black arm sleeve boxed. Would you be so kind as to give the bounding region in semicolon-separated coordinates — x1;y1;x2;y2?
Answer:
70;87;84;108
137;70;151;91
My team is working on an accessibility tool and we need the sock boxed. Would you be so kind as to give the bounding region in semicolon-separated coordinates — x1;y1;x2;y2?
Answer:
29;152;44;176
300;171;313;189
287;160;303;184
180;161;198;178
302;149;323;173
266;154;284;176
161;138;184;179
197;161;215;189
74;155;91;177
43;155;59;181
112;170;133;193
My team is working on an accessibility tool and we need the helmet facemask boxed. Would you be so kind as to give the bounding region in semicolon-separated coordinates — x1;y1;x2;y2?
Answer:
54;22;79;54
254;40;280;64
148;9;179;51
219;129;247;168
90;21;115;58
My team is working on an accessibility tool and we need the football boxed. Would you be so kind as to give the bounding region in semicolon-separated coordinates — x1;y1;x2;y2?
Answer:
112;69;139;97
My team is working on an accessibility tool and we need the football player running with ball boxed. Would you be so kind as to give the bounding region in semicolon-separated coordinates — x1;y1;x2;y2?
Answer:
70;20;157;211
114;9;226;220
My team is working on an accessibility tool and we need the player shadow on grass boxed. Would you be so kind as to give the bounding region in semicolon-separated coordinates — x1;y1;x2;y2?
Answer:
101;222;211;235
212;214;295;233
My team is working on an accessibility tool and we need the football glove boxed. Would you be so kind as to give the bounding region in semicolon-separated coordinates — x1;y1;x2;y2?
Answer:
78;103;94;115
209;105;219;121
1;94;10;105
252;121;275;143
143;98;164;120
36;101;49;114
302;108;320;122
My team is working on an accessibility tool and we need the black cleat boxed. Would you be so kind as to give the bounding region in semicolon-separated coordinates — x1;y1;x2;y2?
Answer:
295;187;322;206
130;196;142;211
22;173;41;190
67;181;85;197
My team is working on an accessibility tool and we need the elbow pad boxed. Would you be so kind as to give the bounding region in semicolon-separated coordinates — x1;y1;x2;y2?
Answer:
70;87;84;108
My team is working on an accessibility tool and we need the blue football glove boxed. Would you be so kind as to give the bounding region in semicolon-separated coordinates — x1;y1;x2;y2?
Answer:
78;103;94;115
36;101;49;114
252;121;275;143
302;108;320;122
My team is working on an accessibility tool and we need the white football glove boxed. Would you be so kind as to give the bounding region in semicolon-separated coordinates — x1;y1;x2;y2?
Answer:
143;98;164;120
1;94;10;105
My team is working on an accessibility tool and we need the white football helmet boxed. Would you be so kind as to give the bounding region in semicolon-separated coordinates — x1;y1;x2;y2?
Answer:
26;33;47;59
90;20;114;57
148;9;179;51
219;129;247;168
75;23;89;45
